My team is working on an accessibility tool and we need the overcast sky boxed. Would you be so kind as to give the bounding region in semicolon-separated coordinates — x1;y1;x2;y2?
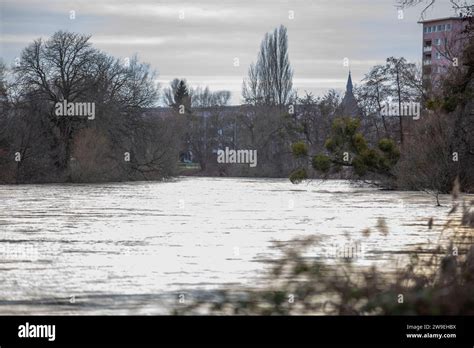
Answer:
0;0;455;104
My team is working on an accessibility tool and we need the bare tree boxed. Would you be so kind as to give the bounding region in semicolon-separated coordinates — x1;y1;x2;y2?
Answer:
242;25;294;106
191;86;231;107
4;31;166;183
359;65;391;136
163;79;231;108
383;57;422;144
162;78;182;106
14;32;101;173
395;110;459;205
396;0;472;19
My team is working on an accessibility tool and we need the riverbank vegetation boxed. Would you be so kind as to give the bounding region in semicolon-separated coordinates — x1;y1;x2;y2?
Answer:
0;32;181;183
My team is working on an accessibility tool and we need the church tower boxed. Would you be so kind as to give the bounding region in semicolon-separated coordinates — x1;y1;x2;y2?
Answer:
341;71;360;117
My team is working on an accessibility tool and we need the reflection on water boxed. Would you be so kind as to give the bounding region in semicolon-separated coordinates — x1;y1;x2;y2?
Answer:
0;177;452;314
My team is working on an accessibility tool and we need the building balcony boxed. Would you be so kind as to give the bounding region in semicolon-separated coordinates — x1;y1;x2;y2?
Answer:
423;59;432;66
423;46;432;52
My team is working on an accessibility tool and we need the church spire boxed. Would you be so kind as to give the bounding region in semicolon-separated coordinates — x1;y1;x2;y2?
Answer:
341;70;360;117
346;70;353;94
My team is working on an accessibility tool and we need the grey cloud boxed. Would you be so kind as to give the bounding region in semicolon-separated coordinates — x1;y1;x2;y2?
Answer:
0;0;456;104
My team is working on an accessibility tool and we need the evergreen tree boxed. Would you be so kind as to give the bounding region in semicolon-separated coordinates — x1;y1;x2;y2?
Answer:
174;79;190;110
290;117;400;183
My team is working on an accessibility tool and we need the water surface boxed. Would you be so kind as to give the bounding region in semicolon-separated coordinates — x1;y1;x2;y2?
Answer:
0;177;451;314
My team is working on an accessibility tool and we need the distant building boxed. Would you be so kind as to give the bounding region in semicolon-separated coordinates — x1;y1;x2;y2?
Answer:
418;16;469;89
340;71;361;117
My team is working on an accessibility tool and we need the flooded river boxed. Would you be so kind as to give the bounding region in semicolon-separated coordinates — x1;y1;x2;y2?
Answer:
0;177;452;314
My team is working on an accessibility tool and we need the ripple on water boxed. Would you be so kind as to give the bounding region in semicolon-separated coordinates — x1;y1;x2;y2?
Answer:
0;177;460;314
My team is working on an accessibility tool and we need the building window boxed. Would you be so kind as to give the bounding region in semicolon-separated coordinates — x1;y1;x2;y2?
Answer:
437;25;442;31
436;52;441;60
447;23;452;31
444;38;448;46
435;38;441;46
441;24;445;31
424;27;428;33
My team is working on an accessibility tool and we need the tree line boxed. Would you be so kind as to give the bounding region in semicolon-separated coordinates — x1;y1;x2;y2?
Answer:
0;17;472;195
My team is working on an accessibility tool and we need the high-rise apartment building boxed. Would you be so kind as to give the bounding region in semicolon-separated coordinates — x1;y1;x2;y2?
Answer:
419;16;468;88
